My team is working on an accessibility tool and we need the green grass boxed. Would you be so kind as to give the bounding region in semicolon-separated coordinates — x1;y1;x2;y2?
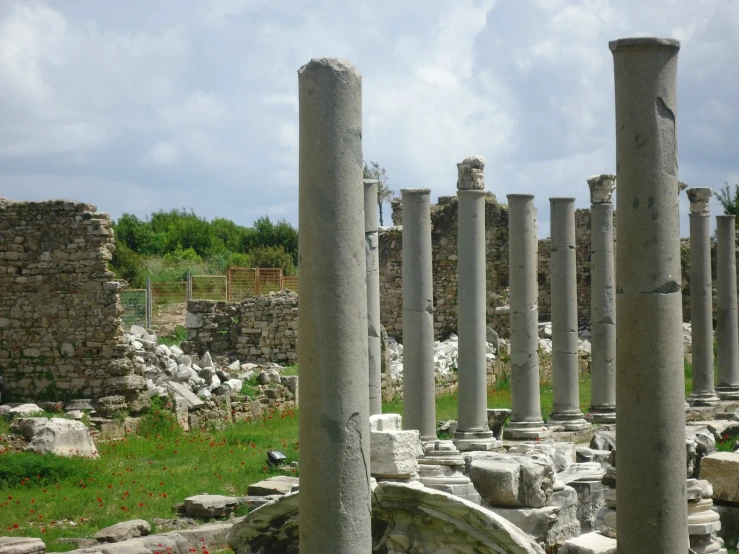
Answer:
157;325;188;347
0;356;708;551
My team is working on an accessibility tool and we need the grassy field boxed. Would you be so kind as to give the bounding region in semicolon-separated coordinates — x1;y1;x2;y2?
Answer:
0;356;715;552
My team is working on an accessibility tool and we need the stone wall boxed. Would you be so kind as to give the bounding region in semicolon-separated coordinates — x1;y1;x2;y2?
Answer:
379;195;616;341
0;199;129;402
182;290;298;364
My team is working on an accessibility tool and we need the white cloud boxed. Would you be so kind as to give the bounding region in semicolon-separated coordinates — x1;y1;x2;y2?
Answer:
142;141;179;166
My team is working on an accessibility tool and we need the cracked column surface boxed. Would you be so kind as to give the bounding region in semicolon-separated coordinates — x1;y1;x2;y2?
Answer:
452;156;496;451
503;194;551;440
588;174;617;423
297;58;372;554
402;188;437;442
364;178;382;416
716;215;739;400
687;187;720;406
610;37;689;554
548;197;590;431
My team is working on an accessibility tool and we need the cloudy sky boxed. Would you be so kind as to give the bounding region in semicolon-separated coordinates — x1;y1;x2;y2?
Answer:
1;0;738;237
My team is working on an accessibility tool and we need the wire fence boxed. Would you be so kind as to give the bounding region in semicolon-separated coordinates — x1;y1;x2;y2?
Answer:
119;269;298;335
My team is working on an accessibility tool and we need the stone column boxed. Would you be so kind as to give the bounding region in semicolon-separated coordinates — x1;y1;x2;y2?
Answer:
610;38;688;553
364;178;382;415
297;58;372;554
548;197;590;431
716;215;739;399
402;188;437;442
686;187;720;406
503;194;551;440
453;156;496;451
588;174;617;423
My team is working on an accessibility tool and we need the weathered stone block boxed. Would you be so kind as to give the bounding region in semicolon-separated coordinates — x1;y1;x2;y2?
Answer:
701;452;739;502
559;532;617;554
370;429;422;477
470;454;555;508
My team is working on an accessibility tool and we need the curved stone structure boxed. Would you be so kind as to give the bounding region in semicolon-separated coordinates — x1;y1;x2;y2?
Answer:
228;482;545;554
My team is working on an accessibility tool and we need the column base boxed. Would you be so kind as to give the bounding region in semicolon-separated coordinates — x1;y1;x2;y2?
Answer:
547;411;592;431
587;405;616;424
716;385;739;400
452;430;497;451
502;420;552;440
688;390;721;406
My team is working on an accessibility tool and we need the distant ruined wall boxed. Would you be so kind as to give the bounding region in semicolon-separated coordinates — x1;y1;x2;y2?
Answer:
379;196;620;341
0;199;131;403
182;290;298;364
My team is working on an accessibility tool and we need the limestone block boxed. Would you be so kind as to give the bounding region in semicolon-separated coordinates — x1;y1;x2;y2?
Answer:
104;375;146;392
4;404;42;419
370;429;422;477
369;413;402;432
569;479;606;533
701;452;739;502
10;417;98;458
470;454;555;508
0;537;46;554
183;494;241;518
247;475;299;497
94;520;151;543
559;532;617;554
165;382;204;410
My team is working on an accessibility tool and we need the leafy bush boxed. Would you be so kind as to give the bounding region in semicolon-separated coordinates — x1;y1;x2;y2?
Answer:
0;452;88;488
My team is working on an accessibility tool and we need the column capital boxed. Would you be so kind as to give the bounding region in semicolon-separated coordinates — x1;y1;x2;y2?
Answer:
609;37;680;52
457;155;485;191
686;187;712;214
587;174;616;204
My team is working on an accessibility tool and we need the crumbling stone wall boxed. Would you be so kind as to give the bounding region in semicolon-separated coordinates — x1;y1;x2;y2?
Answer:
182;290;298;364
0;199;128;402
379;196;616;341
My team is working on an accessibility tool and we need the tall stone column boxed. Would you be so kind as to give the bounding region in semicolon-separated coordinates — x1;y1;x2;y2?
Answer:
453;156;496;451
402;188;437;442
504;194;551;440
716;215;739;400
686;187;720;406
610;38;688;553
548;197;590;431
587;174;617;423
364;178;382;415
297;58;372;554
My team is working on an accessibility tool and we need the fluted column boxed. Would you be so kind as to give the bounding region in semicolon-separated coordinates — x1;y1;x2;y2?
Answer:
716;215;739;400
453;156;496;451
686;187;719;406
298;58;372;554
587;174;617;423
548;197;590;431
610;37;688;553
402;188;437;442
364;178;382;415
503;194;551;440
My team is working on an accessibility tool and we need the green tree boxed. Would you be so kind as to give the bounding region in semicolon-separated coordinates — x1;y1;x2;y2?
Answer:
716;183;739;222
363;160;395;226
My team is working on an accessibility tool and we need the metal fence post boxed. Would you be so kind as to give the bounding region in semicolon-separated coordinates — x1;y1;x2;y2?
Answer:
187;271;192;301
146;277;152;330
255;267;261;296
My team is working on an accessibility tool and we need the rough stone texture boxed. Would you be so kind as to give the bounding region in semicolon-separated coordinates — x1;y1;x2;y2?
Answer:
183;495;241;518
610;36;688;554
365;179;383;415
227;483;545;554
559;532;617;554
0;538;45;554
246;475;299;497
701;452;739;503
182;291;297;364
11;417;98;458
469;454;555;508
94;520;151;543
370;428;423;477
0;199;130;404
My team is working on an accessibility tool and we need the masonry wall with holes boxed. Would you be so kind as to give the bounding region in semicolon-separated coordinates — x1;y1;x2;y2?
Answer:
0;198;133;402
182;290;298;364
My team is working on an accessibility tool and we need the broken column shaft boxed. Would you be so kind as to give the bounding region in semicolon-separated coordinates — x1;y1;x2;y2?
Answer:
716;215;739;400
504;193;550;440
548;197;589;431
610;37;688;553
297;58;372;554
453;156;496;451
686;187;719;406
364;178;382;415
587;174;617;423
402;188;437;442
